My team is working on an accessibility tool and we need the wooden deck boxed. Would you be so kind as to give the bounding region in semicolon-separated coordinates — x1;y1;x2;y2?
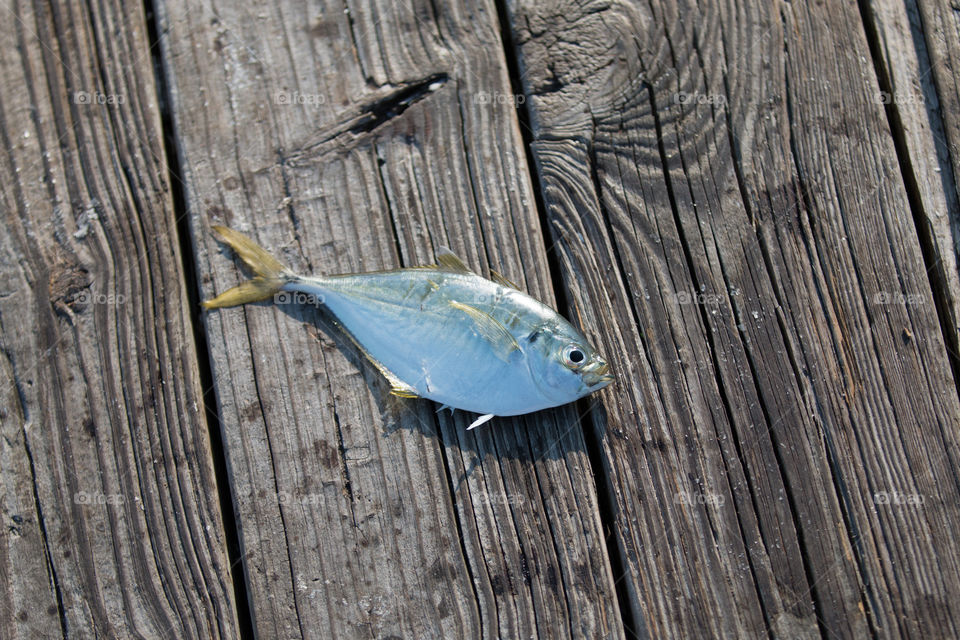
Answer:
3;0;960;638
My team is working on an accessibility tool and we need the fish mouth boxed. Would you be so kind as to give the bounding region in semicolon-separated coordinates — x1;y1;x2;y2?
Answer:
581;361;614;389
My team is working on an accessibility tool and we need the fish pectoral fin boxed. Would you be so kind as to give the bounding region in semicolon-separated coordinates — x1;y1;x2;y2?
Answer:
448;300;521;362
489;270;521;290
436;248;474;274
467;413;496;430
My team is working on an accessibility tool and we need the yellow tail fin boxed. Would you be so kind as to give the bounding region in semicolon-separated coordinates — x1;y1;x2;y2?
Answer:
203;225;295;309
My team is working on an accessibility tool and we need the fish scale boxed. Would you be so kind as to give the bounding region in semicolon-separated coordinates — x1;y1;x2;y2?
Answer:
203;226;613;429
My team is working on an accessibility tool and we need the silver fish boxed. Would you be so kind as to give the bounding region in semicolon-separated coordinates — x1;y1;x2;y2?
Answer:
203;226;613;429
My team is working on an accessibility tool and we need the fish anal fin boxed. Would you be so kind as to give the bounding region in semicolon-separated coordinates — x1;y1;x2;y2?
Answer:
378;363;419;398
389;384;419;399
490;270;520;290
327;318;419;399
449;300;521;362
436;248;473;274
365;353;419;398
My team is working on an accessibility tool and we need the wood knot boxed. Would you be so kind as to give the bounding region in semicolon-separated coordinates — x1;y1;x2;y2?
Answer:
48;254;91;316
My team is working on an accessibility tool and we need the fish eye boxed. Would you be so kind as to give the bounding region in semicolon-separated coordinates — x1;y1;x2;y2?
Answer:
562;344;586;368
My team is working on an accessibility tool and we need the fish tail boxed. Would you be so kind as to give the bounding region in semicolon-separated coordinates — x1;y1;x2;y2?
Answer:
202;225;297;309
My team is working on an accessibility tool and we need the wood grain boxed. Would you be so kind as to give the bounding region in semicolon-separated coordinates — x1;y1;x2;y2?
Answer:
7;0;960;636
507;0;960;637
0;0;237;637
864;0;960;383
156;0;623;636
910;0;960;212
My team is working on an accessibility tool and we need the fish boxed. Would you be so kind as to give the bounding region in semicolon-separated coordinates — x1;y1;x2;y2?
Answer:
202;226;613;429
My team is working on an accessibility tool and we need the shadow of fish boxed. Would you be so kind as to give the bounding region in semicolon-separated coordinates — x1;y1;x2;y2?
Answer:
203;226;613;429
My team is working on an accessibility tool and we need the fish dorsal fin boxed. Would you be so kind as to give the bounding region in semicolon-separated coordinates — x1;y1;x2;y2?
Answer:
490;270;520;290
436;247;474;274
449;300;521;362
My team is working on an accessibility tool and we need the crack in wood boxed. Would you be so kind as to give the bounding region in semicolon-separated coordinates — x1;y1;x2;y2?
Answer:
284;73;449;167
144;0;253;636
495;0;635;635
350;73;450;135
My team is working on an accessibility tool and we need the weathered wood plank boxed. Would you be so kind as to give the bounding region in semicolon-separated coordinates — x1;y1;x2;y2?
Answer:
156;0;622;637
0;339;59;638
0;0;238;637
507;0;960;637
865;0;960;373
910;0;960;213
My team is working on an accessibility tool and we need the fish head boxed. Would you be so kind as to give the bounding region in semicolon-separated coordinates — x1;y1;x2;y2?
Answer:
524;321;614;404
